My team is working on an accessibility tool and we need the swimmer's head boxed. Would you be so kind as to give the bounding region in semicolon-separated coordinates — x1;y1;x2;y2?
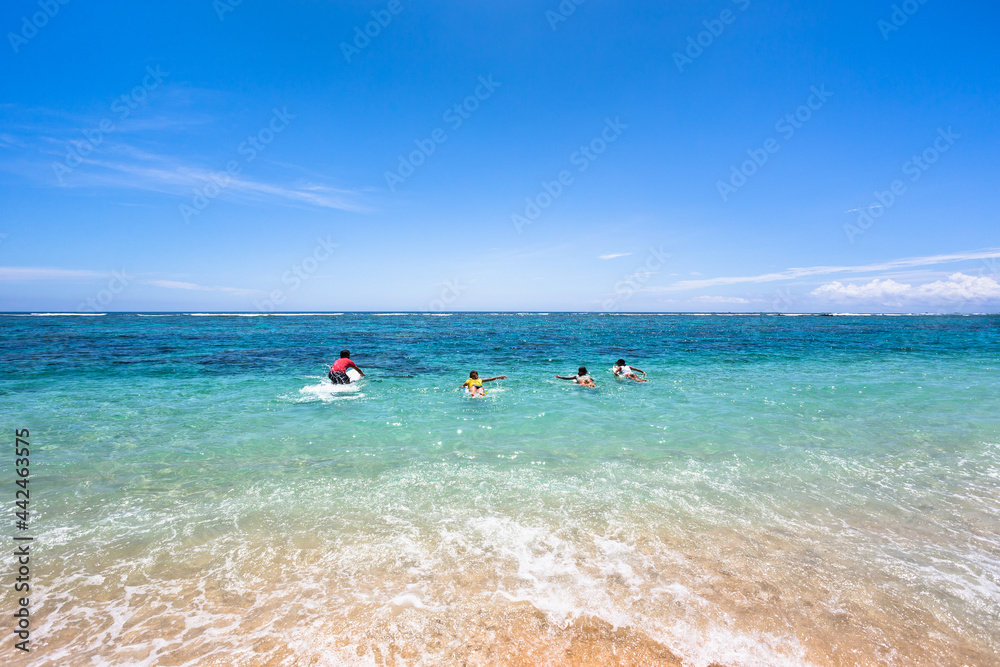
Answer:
469;371;479;379
578;366;587;375
616;358;626;366
340;349;351;358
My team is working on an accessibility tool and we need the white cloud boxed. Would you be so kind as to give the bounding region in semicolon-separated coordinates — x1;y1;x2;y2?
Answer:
692;295;749;304
811;278;912;305
811;273;1000;306
599;253;631;260
650;249;1000;292
918;273;1000;302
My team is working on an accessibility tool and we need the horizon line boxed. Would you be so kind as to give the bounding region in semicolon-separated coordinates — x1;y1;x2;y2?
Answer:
2;310;997;316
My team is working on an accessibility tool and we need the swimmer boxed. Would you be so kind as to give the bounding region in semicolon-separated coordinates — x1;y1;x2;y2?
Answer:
556;366;597;387
329;349;365;384
612;358;647;382
460;370;507;397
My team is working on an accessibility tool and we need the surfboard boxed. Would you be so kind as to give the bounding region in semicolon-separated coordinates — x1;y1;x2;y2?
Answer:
346;368;362;382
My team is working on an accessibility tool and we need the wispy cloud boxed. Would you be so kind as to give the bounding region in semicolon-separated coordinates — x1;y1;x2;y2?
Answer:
692;295;750;304
1;99;369;214
0;267;106;280
599;252;632;260
66;153;370;213
0;267;254;294
649;249;1000;293
0;133;26;149
142;279;254;295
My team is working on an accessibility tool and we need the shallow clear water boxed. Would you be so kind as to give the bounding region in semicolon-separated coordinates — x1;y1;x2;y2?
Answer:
3;313;999;665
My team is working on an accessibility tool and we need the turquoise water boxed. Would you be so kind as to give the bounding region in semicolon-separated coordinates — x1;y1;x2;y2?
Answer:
3;313;999;666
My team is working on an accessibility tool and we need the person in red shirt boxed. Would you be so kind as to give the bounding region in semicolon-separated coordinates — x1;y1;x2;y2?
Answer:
329;349;365;384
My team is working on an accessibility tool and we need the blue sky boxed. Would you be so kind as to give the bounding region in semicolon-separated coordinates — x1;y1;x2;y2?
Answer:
1;0;998;312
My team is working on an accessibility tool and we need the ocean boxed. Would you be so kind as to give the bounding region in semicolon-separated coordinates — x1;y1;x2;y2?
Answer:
3;312;999;666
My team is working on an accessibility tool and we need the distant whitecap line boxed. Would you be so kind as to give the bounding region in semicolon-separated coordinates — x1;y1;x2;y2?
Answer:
23;313;107;316
137;312;347;317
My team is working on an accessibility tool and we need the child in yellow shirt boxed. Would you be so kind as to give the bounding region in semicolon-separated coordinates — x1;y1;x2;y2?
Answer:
460;370;507;397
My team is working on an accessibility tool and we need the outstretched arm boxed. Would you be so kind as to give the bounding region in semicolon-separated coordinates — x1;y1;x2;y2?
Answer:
630;366;646;376
482;375;507;383
555;375;575;380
